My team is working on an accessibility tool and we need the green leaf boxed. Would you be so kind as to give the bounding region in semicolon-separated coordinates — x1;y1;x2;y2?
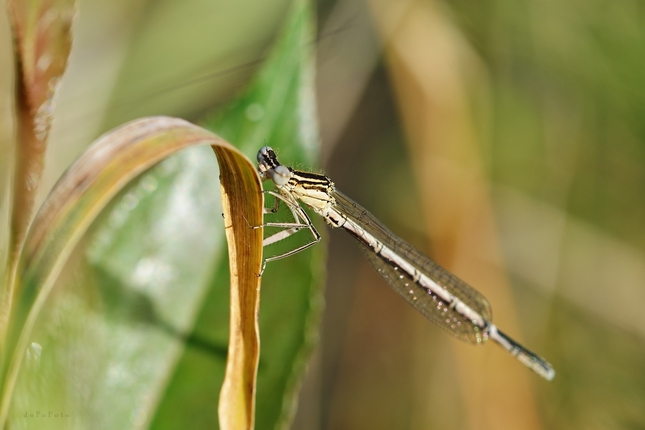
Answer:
151;1;324;429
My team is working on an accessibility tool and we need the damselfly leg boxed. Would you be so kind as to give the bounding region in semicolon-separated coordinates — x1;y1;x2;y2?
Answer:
258;189;321;274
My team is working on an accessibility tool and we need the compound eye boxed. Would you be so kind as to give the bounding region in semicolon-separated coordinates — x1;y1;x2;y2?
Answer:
257;146;272;163
271;165;291;186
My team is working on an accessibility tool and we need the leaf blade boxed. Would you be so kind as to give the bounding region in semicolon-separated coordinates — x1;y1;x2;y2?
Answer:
214;145;263;430
1;116;263;429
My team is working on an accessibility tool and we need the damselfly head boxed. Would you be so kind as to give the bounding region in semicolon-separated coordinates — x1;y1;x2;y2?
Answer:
257;146;279;178
257;146;291;186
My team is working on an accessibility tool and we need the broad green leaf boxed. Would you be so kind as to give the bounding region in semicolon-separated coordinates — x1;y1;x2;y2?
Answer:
1;117;263;429
151;0;325;429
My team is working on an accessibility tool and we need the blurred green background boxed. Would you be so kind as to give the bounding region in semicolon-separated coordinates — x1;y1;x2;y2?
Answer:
2;0;645;429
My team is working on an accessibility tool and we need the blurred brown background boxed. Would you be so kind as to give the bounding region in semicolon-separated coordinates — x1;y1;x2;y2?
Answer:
310;0;645;429
2;0;645;429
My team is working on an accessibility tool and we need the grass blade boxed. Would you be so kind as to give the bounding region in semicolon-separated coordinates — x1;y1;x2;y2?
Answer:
1;116;263;429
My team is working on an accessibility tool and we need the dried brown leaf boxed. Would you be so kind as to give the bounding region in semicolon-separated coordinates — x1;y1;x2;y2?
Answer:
5;0;76;298
214;146;263;430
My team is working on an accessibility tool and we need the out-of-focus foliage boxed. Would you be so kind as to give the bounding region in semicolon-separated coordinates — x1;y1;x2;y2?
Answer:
305;0;645;429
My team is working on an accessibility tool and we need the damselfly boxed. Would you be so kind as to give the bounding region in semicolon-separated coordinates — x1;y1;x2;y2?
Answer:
257;146;555;381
